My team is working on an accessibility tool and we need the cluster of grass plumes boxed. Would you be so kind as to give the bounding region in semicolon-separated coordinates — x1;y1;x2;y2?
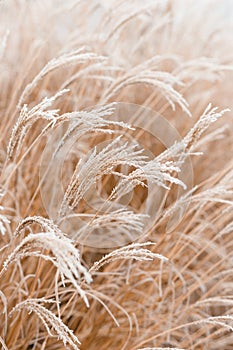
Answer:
0;0;233;349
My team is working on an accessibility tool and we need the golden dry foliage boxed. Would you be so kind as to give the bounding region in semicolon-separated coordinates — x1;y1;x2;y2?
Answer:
0;0;233;349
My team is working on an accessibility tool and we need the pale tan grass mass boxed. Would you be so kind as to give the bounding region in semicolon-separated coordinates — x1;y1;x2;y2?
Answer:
0;0;233;349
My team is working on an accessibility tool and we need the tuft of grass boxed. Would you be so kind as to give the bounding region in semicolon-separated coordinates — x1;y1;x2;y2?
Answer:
0;1;233;349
